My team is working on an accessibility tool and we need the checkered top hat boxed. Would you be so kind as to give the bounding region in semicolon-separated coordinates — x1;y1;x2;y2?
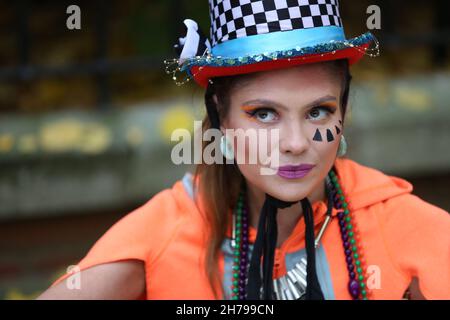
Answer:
167;0;378;87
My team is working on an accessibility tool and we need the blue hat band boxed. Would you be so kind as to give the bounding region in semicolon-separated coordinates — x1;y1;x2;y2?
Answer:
211;25;346;59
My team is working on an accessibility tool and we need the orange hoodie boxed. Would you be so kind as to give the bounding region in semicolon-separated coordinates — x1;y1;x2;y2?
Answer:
52;158;450;299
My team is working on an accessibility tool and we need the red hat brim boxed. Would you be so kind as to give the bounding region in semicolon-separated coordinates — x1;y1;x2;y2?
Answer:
190;43;369;88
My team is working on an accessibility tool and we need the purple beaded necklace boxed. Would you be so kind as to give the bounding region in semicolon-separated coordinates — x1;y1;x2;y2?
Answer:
230;191;250;300
230;168;369;300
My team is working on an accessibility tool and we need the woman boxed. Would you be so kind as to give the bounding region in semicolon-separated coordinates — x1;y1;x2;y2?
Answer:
38;0;449;300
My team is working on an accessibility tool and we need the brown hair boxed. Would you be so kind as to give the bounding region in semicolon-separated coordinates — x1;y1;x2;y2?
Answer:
193;59;352;298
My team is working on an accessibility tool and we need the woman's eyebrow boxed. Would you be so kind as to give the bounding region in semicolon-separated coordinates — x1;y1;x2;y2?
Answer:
241;95;337;111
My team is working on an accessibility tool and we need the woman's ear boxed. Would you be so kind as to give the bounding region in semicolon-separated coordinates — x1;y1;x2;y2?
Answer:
220;114;231;135
216;96;229;135
220;125;226;135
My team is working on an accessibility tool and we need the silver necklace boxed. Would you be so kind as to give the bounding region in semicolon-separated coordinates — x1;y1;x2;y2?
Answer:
231;177;334;300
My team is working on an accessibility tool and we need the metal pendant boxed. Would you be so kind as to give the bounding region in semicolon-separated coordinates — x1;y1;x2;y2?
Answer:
273;258;308;300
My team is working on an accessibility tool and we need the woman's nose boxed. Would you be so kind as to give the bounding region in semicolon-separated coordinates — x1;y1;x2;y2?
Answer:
278;121;310;155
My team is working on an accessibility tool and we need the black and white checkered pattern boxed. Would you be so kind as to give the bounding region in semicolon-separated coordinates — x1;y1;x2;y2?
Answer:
175;19;211;64
209;0;343;45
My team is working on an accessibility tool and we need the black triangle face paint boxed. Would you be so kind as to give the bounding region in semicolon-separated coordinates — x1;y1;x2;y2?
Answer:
326;129;334;142
313;122;341;143
313;129;322;141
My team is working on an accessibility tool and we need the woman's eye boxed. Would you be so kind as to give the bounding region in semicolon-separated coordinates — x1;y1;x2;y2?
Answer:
307;106;334;121
248;108;278;123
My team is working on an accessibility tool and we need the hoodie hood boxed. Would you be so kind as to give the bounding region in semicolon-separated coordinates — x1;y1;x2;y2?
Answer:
334;158;413;211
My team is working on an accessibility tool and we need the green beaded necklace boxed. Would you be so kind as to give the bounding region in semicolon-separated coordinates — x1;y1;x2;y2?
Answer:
230;168;369;300
329;169;368;299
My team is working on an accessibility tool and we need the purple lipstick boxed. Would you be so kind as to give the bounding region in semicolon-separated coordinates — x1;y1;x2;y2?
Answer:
277;164;315;179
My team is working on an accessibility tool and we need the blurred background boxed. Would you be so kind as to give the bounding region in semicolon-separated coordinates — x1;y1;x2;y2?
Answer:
0;0;449;299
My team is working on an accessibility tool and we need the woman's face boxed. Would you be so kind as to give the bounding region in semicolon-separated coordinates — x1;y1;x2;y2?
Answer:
221;62;344;202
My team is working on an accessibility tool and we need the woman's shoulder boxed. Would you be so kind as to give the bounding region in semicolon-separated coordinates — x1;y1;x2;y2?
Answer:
75;173;202;267
335;157;449;229
335;159;449;299
102;172;201;245
119;172;197;226
335;157;448;217
49;172;201;288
